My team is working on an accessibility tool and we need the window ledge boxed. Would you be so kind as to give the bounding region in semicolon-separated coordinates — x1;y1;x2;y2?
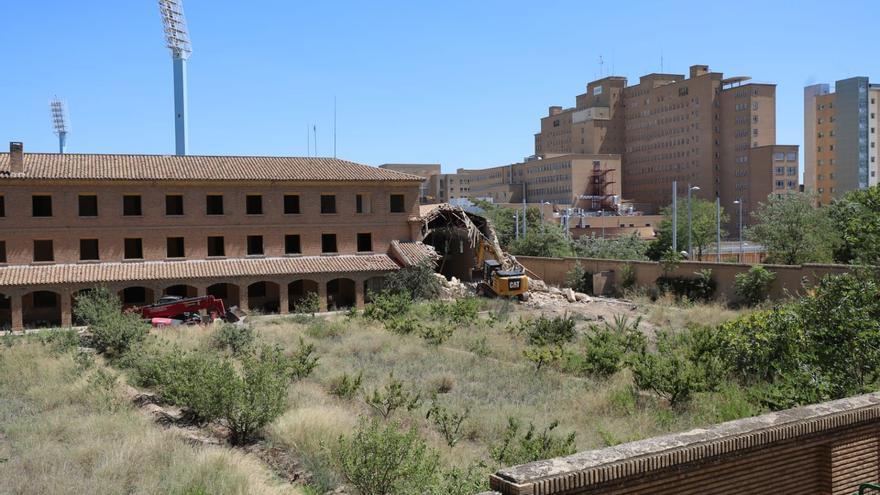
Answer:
77;260;101;264
206;255;227;260
31;261;56;265
246;254;266;258
283;253;303;257
122;258;145;262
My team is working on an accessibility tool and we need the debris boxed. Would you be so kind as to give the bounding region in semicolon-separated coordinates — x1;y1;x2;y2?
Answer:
562;288;577;303
575;292;589;302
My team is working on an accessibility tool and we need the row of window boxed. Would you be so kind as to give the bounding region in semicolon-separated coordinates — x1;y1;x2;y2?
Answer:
0;232;375;264
12;193;407;218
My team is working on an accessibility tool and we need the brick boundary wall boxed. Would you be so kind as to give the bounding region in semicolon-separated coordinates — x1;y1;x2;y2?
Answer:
486;393;880;495
516;256;853;302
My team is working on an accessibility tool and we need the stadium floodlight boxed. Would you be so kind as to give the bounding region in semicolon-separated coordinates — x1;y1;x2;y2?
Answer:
159;0;192;155
50;97;70;154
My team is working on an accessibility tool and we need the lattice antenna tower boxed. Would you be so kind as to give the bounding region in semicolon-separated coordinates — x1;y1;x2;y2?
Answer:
50;97;70;154
159;0;192;155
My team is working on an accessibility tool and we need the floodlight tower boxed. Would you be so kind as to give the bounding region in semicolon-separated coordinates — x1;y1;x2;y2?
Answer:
50;98;70;154
159;0;192;155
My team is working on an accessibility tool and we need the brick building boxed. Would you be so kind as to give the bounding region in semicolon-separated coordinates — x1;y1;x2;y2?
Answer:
534;64;799;226
0;143;432;330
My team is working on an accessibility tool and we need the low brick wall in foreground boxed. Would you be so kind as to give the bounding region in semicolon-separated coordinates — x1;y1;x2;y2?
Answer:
488;393;880;495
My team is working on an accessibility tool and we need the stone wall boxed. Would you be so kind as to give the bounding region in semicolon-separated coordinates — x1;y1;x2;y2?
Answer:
517;256;852;302
489;393;880;495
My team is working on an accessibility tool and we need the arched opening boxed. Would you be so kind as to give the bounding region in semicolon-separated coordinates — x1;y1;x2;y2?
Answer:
118;287;155;307
288;279;319;312
327;278;356;310
363;277;386;304
22;290;61;328
247;281;280;314
0;293;11;330
206;283;240;310
162;284;198;299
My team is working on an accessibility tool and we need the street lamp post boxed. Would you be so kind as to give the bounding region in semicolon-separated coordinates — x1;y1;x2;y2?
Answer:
716;196;721;262
671;181;678;253
514;211;519;241
687;185;700;259
734;199;743;263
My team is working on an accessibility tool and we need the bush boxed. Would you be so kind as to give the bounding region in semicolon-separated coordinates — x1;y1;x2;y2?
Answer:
513;314;577;347
490;418;576;467
565;263;593;294
220;346;291;444
629;329;719;407
363;291;412;322
334;418;440;495
575;315;646;378
329;371;363;400
429;298;480;325
74;287;148;358
384;315;423;335
656;269;716;301
364;373;422;419
211;323;255;355
426;397;470;447
619;263;637;291
734;265;776;306
287;338;320;381
523;345;563;371
420;322;454;346
291;291;321;314
383;260;442;300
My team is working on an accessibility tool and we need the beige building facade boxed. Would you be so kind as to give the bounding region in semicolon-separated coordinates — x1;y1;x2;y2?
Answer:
535;64;798;224
0;144;432;329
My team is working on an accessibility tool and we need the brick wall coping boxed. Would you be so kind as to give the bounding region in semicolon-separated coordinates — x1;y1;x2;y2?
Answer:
491;392;880;493
515;255;857;271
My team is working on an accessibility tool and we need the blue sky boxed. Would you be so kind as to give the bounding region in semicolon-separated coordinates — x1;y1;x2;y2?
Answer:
2;0;878;174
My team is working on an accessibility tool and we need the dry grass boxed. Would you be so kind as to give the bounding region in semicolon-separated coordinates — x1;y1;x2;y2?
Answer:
0;340;299;495
636;294;749;330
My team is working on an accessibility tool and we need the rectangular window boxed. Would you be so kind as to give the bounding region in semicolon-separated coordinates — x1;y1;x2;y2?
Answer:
321;233;337;253
124;238;144;259
390;194;406;213
356;194;363;213
357;233;372;252
246;194;263;215
320;195;336;214
0;196;4;217
79;195;98;217
207;236;225;257
32;195;52;217
123;195;142;216
166;194;184;215
34;240;54;262
284;234;301;254
247;235;264;256
79;239;99;261
786;152;797;161
206;195;224;215
0;241;6;263
284;194;300;214
166;237;185;258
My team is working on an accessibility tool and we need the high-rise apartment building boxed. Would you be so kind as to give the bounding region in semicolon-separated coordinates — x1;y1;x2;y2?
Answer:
804;77;880;205
535;65;798;224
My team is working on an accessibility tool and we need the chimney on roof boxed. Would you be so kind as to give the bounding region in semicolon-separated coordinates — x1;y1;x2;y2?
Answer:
9;142;23;173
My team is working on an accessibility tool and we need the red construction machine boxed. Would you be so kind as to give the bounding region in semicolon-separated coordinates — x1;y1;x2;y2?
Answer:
135;295;242;327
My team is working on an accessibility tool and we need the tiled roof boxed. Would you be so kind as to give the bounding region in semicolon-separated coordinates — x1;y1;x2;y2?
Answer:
0;153;423;182
0;255;400;287
389;241;439;267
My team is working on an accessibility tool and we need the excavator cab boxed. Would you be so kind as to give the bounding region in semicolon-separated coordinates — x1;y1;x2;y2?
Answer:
477;259;530;301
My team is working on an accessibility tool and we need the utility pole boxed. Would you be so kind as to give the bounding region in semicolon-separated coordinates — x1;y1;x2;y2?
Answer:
671;181;678;253
716;195;721;262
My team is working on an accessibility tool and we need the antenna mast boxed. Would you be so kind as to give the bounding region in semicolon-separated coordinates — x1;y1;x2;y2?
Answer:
50;97;70;154
159;0;192;156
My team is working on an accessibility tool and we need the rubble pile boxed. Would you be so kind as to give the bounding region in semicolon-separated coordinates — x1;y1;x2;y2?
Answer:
523;277;591;309
436;273;471;299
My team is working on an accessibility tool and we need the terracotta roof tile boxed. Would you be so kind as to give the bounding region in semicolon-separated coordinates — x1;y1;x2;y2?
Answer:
0;255;399;287
0;153;423;182
389;241;439;267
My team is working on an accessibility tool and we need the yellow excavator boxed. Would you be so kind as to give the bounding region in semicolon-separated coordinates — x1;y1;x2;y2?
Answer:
474;238;530;301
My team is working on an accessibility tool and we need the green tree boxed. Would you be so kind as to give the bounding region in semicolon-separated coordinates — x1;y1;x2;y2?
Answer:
508;223;573;258
747;192;839;265
828;185;880;265
474;201;542;249
648;198;728;261
571;232;648;260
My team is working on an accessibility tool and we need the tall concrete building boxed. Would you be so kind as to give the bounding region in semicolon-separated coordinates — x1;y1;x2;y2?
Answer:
804;77;880;205
535;64;798;225
378;164;440;203
378;164;471;203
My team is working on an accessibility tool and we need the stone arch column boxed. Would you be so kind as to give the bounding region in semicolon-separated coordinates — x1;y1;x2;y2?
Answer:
317;276;328;312
10;290;23;331
278;277;289;315
59;287;73;327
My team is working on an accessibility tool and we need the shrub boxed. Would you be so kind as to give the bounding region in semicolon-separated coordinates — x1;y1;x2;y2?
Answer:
467;335;491;357
287;338;319;381
426;397;470;447
523;345;564;371
364;373;422;419
619;263;637;291
74;287;148;358
291;291;321;315
384;315;423;335
211;323;255;355
429;297;480;325
220;346;291;444
420;322;454;346
565;263;593;294
383;260;442;300
363;291;412;322
329;371;364;400
334;418;440;495
628;329;717;407
490;417;576;467
734;265;776;306
576;315;646;378
519;314;577;347
656;269;716;302
434;462;490;495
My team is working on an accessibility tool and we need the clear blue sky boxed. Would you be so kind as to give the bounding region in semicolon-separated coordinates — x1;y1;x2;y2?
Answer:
2;0;878;174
